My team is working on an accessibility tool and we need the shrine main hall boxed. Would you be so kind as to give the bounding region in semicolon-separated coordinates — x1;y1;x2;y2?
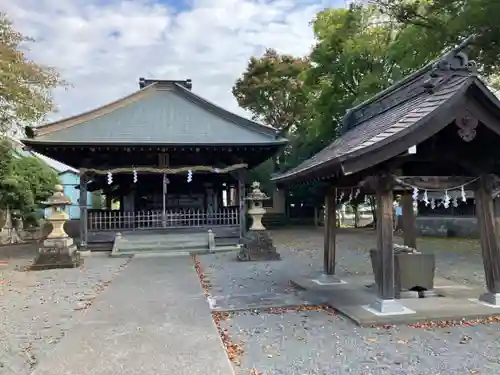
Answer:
23;78;287;248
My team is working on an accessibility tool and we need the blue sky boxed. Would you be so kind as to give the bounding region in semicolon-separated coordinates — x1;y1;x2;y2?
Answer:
2;0;345;122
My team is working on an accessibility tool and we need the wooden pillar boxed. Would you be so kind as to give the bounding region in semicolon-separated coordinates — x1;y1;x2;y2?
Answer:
79;173;88;249
401;191;417;249
105;194;112;210
238;170;246;238
374;175;395;300
323;187;337;275
475;174;500;304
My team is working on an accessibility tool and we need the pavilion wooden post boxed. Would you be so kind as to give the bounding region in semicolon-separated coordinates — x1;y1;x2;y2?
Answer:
162;174;167;228
238;170;247;238
369;174;407;313
401;191;417;249
475;174;500;305
79;173;88;249
105;194;112;210
323;187;337;275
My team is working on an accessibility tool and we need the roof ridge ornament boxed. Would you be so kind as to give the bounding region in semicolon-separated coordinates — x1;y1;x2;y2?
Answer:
424;35;477;93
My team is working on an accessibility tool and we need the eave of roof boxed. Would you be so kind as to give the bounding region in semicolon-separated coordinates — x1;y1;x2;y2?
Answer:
22;139;288;147
272;37;487;185
273;77;472;185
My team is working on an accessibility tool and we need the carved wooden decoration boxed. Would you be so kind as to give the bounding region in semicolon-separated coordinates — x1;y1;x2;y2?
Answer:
455;113;478;142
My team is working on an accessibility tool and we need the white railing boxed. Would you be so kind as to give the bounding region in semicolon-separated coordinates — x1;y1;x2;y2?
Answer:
88;207;240;231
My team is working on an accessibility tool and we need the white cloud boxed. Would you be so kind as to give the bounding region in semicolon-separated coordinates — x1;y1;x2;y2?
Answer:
1;0;343;122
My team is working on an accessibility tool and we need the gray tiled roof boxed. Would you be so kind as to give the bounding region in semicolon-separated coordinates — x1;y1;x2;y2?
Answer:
274;75;472;183
28;82;286;146
272;37;486;184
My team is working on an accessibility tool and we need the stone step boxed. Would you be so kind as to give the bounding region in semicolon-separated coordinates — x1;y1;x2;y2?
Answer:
111;245;240;258
120;233;207;244
118;241;208;251
116;233;209;251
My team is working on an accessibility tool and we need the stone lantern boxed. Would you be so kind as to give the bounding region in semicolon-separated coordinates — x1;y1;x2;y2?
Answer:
31;185;82;270
247;181;268;231
237;181;280;261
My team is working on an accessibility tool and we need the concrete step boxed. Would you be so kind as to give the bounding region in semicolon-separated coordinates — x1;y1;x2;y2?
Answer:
118;241;208;251
111;245;240;258
116;233;209;251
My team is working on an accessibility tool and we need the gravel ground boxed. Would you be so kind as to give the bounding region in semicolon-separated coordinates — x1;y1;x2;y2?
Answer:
199;227;494;375
0;246;130;375
221;309;500;375
200;227;486;299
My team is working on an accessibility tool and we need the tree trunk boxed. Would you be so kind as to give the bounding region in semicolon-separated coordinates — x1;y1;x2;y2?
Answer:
353;204;360;228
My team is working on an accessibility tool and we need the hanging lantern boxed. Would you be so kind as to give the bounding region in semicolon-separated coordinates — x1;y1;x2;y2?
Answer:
107;171;113;185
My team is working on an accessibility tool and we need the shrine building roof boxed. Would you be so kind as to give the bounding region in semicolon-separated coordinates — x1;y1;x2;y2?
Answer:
23;79;287;147
272;36;500;185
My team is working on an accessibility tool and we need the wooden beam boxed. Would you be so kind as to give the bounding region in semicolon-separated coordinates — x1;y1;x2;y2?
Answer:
401;191;417;249
374;174;395;300
474;174;500;304
323;187;337;275
238;169;247;239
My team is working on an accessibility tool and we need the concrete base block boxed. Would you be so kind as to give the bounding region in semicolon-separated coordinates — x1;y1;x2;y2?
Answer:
311;273;347;285
398;290;420;299
363;298;415;316
470;293;500;308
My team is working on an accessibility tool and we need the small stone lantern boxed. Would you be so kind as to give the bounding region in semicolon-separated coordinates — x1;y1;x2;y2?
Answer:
237;181;280;261
247;181;268;231
31;185;82;270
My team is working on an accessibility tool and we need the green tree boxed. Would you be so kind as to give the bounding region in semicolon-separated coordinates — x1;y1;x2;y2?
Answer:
0;13;66;135
372;0;500;81
0;139;34;214
15;155;59;227
306;4;440;145
0;138;59;230
14;156;59;204
233;49;311;194
232;49;310;137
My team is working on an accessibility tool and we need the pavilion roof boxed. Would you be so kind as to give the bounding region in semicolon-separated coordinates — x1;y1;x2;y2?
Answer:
23;79;287;147
272;36;500;185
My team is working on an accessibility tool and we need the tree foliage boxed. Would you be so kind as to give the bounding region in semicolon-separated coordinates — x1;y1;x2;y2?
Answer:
0;13;66;135
371;0;500;79
0;138;59;225
232;49;310;137
234;1;500;206
0;139;33;213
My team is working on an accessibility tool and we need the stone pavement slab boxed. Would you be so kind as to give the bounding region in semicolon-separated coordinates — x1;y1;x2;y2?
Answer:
32;256;234;375
208;291;327;312
292;274;500;326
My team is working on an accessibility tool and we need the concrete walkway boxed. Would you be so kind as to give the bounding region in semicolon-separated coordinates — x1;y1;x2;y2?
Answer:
32;256;234;375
